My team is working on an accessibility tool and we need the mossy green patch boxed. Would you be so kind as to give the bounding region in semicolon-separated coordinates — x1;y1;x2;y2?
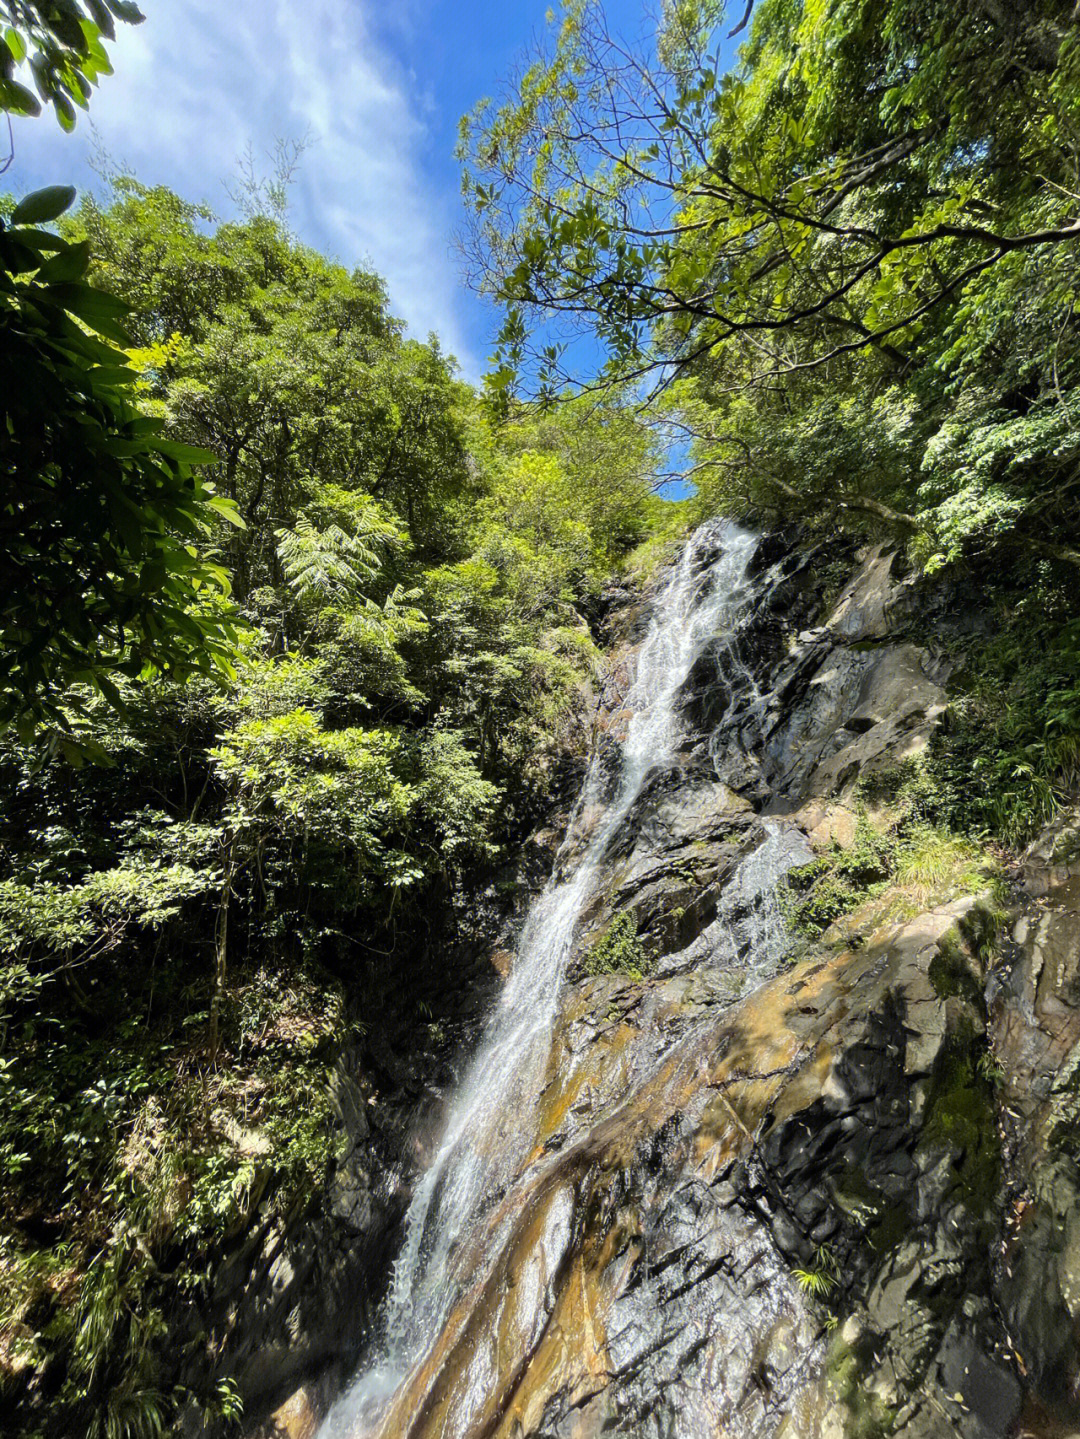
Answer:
928;929;982;1003
920;1029;1001;1235
825;1329;897;1438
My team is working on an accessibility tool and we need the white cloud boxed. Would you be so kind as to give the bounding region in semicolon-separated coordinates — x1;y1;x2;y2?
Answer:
8;0;477;374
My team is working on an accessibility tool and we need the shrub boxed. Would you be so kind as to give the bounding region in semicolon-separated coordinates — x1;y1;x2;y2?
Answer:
582;912;651;981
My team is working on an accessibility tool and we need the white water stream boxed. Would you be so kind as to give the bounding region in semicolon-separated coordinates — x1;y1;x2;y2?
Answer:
320;519;770;1436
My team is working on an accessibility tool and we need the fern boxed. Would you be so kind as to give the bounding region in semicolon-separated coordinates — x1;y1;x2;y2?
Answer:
275;516;380;605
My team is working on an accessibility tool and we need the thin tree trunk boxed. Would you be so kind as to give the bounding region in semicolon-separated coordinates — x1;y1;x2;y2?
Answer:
209;835;237;1062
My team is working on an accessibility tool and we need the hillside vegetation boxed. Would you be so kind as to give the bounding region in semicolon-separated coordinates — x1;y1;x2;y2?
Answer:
463;0;1080;842
0;179;661;1433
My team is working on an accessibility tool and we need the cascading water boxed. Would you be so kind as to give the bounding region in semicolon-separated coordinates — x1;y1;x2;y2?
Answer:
319;519;770;1437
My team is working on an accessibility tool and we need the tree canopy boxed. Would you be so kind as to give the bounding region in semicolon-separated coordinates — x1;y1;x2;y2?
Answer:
461;0;1080;568
0;176;662;1437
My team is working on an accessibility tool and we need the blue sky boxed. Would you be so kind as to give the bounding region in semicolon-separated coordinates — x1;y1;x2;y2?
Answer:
5;0;656;382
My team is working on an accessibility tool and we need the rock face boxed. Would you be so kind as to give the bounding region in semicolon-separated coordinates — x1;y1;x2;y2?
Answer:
365;894;1012;1439
238;532;1080;1439
990;819;1080;1432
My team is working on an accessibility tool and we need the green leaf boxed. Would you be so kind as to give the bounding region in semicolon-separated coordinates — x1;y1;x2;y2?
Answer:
85;2;116;41
47;281;132;340
88;364;138;387
94;673;127;712
13;227;68;253
0;234;48;274
106;0;146;22
54;95;77;131
206;495;247;528
11;185;77;225
3;27;27;63
49;8;88;53
36;240;91;283
0;76;41;116
149;439;219;465
48;280;130;315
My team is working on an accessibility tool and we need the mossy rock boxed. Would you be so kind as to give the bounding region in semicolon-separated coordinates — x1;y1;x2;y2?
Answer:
825;1327;897;1438
928;928;983;1003
919;1029;1001;1235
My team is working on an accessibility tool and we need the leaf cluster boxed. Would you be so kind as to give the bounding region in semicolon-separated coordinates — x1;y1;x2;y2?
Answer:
0;0;141;130
1;186;245;742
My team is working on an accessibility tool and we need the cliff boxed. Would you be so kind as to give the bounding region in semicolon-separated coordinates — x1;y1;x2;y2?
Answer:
214;525;1080;1439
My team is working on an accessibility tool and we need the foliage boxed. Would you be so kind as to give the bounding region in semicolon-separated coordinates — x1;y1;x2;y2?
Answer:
210;707;497;913
275;503;402;609
461;0;1080;577
0;0;141;129
893;826;986;906
782;808;998;940
793;1243;839;1298
782;816;896;935
582;911;651;980
927;602;1080;845
463;0;1080;863
858;567;1080;847
0;187;244;741
70;182;468;577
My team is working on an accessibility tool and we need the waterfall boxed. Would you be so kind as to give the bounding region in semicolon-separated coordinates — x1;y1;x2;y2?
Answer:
319;519;766;1436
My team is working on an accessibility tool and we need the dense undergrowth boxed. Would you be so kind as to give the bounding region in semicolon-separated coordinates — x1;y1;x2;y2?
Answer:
924;587;1080;846
781;802;1004;949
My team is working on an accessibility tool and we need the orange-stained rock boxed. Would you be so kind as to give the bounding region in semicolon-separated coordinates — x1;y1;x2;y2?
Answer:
489;948;514;979
257;1387;322;1439
342;888;1020;1439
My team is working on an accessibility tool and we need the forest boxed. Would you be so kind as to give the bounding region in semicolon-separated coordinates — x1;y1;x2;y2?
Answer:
2;1;1080;1436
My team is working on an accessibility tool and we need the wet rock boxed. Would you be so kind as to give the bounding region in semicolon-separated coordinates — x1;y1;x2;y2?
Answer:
1023;809;1080;896
790;800;858;851
250;1376;339;1439
808;643;949;797
345;888;1021;1439
990;851;1080;1424
826;545;910;641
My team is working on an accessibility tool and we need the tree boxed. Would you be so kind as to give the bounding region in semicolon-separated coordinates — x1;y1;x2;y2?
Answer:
463;0;1080;400
0;0;142;129
460;0;1080;567
0;185;244;744
73;183;472;592
1;5;249;744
